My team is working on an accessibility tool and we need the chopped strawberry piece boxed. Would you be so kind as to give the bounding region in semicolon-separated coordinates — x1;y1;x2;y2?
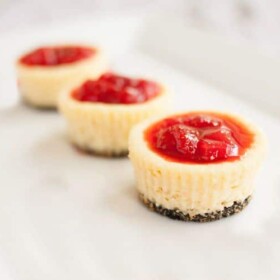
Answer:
156;124;199;157
204;127;236;145
196;139;238;161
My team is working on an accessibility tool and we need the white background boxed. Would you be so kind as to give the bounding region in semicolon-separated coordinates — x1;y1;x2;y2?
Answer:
1;0;280;54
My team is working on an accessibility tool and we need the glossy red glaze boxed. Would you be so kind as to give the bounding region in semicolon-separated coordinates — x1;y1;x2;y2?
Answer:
72;73;160;104
19;46;94;66
145;112;254;164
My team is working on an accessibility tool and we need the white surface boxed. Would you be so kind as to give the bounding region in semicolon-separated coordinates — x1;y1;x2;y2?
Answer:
0;16;280;280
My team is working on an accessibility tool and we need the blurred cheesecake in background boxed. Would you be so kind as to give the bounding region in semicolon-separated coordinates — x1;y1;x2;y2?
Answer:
59;73;170;157
17;45;108;109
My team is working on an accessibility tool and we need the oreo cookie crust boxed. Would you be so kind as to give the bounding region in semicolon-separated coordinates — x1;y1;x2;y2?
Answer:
140;194;252;222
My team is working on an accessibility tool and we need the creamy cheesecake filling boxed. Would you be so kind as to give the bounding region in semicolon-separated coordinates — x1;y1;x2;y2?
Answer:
129;112;266;216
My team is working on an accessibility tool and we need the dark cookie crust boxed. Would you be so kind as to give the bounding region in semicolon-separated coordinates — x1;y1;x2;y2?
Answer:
140;194;251;222
73;144;128;158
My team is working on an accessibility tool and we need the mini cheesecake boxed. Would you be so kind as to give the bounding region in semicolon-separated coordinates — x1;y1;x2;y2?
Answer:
59;73;170;156
17;45;108;108
129;111;266;222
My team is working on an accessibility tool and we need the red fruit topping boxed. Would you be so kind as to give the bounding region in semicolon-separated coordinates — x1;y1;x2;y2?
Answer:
156;124;199;157
145;112;253;164
196;139;238;161
72;73;160;104
19;46;94;66
186;115;222;128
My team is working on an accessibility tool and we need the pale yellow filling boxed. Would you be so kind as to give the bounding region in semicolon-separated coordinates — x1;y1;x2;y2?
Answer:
16;48;108;108
129;113;266;216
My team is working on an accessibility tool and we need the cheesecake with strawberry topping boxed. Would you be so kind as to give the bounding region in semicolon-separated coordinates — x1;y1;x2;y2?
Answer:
59;73;169;156
17;45;107;108
129;111;266;222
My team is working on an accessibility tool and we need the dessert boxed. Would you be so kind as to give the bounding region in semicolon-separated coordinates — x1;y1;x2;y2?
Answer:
17;45;107;108
59;73;170;156
129;111;266;222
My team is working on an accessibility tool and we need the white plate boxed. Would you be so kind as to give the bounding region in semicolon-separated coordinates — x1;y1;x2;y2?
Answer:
0;15;280;280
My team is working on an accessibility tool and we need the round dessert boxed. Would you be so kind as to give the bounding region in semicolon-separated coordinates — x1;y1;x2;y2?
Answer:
17;45;108;108
59;73;170;156
129;111;266;222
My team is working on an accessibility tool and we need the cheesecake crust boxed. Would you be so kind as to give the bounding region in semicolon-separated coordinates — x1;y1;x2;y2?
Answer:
73;144;128;158
140;193;251;222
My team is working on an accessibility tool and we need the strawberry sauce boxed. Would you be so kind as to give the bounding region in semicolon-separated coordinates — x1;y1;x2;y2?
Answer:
20;46;94;66
72;73;160;104
145;112;253;164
